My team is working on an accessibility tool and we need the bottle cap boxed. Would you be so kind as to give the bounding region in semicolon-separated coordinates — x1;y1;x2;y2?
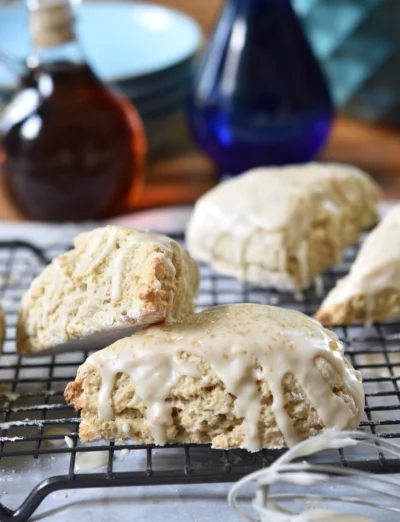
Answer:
27;0;75;49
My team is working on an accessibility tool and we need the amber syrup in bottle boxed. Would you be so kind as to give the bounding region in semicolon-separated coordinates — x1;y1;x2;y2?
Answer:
0;0;146;221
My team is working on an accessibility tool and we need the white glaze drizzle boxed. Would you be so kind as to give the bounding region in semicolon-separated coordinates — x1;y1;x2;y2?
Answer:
364;293;375;327
186;164;379;291
314;275;324;298
123;230;173;251
111;246;129;303
290;510;374;522
64;435;73;448
296;240;309;287
76;451;109;470
77;228;106;270
322;199;342;264
228;432;389;522
87;227;117;273
86;304;364;450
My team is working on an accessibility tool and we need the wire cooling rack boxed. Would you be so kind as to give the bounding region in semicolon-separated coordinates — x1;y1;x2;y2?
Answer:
1;236;400;521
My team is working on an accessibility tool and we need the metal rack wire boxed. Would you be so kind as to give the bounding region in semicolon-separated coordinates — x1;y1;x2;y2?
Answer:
1;236;400;521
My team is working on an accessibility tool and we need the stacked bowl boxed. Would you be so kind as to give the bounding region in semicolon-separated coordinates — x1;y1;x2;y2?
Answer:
0;1;202;156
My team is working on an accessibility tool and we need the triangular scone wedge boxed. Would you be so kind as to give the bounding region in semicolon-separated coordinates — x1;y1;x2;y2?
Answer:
316;205;400;326
18;226;200;354
186;163;380;291
65;303;364;450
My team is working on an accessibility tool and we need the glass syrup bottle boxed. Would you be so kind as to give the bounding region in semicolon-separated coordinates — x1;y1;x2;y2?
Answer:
0;0;146;221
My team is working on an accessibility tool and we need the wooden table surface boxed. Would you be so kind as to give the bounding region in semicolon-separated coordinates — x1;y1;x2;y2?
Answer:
0;115;399;221
134;115;400;209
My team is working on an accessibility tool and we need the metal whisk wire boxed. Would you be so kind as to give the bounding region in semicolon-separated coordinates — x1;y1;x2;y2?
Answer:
228;431;400;521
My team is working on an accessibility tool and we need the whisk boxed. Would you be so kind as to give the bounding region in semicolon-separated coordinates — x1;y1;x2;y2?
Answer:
229;431;400;522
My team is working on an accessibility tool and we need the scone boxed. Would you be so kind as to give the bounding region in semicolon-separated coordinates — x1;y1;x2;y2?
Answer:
18;226;200;354
316;205;400;326
65;303;364;450
186;163;380;291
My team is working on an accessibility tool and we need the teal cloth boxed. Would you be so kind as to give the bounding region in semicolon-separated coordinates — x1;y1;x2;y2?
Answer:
294;0;400;127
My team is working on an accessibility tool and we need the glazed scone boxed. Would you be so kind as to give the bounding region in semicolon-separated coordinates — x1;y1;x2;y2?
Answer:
316;205;400;325
65;303;364;450
186;163;380;291
18;226;200;354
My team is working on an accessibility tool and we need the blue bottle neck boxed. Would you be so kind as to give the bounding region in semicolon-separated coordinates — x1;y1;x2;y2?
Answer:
219;0;295;27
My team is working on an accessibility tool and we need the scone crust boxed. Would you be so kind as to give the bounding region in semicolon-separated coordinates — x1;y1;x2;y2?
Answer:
186;163;380;291
65;304;364;450
18;226;199;354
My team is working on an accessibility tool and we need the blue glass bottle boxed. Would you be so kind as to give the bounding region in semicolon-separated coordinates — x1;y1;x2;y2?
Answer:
188;0;334;176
